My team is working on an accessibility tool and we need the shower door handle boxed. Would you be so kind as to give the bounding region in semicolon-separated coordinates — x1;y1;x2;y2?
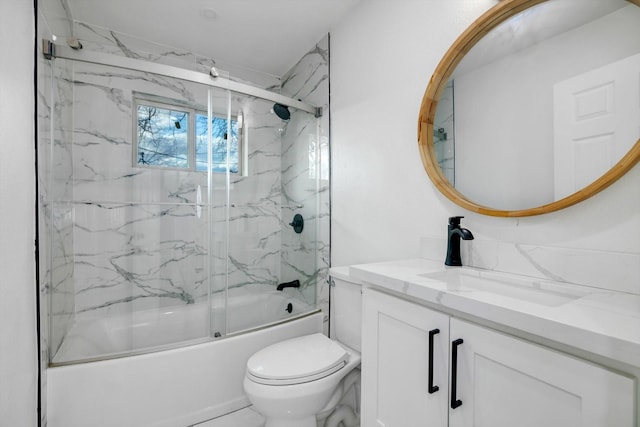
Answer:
428;328;440;394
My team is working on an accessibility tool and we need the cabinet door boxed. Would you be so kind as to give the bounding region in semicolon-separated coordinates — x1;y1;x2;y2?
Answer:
361;288;450;427
449;318;635;427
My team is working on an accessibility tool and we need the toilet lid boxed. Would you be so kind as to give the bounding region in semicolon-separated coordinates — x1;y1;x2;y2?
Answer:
246;333;348;385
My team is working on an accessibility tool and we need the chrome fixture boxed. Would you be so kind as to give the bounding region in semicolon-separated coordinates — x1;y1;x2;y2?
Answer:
41;40;320;117
42;39;55;59
66;37;83;50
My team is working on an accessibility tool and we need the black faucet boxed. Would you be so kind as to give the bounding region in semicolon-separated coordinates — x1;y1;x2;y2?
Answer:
277;279;301;291
445;216;474;266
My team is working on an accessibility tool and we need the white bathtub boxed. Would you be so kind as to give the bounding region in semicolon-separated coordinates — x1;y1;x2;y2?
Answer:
47;287;321;427
52;284;313;364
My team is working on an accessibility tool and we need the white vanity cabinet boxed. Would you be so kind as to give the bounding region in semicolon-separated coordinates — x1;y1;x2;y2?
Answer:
448;318;635;427
361;288;635;427
361;287;450;427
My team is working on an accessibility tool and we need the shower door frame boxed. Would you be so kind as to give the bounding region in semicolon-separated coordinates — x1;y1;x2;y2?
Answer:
48;42;320;117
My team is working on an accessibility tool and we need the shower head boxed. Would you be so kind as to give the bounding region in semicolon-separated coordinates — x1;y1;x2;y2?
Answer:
209;66;219;78
273;103;291;121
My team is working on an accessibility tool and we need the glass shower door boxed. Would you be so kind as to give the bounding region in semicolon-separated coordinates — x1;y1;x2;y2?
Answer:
45;58;226;364
223;91;319;334
42;52;322;365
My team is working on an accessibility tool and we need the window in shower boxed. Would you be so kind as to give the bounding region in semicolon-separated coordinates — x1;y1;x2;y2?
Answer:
134;96;241;173
136;101;190;168
195;113;239;173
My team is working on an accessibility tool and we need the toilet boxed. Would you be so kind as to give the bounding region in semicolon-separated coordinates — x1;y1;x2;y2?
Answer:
243;268;362;427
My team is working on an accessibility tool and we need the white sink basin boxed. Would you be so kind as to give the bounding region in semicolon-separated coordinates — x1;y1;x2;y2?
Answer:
419;268;590;307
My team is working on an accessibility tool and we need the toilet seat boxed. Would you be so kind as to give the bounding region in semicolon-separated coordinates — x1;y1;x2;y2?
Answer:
246;333;348;386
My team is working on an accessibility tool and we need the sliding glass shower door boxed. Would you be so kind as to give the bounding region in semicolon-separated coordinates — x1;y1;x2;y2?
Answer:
44;58;228;364
41;53;321;365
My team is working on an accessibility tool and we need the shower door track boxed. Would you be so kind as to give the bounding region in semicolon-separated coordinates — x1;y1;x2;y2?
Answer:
45;41;321;117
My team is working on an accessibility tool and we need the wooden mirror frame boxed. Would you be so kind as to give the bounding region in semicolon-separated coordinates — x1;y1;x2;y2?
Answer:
418;0;640;217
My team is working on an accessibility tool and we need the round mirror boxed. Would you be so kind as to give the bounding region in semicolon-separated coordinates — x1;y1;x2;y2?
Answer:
419;0;640;217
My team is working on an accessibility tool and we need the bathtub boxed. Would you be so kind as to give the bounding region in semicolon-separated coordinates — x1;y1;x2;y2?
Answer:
47;286;321;427
52;284;314;364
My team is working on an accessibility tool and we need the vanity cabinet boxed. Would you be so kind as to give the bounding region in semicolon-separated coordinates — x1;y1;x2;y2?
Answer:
361;288;635;427
361;287;450;427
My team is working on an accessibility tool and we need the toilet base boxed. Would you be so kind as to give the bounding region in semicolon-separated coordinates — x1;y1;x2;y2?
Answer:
264;415;316;427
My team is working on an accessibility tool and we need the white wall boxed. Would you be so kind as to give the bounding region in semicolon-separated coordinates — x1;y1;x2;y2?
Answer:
330;1;640;293
0;0;39;425
330;0;501;264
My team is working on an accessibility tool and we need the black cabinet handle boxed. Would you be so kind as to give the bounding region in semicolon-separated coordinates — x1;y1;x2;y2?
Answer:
428;328;440;394
451;338;464;409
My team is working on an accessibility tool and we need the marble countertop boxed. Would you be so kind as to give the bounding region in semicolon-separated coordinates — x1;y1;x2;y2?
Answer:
348;258;640;368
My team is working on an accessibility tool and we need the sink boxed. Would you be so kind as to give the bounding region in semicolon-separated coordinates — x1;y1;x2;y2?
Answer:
419;268;590;307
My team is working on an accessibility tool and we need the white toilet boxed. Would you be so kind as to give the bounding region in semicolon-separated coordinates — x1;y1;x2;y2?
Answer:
243;268;362;427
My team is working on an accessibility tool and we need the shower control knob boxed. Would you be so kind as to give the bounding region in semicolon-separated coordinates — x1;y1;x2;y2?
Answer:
289;214;304;233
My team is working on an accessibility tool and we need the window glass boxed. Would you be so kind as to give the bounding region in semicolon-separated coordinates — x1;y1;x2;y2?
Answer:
195;114;239;173
134;97;240;174
136;104;189;168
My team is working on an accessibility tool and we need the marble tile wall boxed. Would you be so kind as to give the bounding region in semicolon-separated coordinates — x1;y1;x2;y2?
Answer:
40;27;76;364
226;96;284;296
281;35;331;324
72;20;281;90
420;236;640;295
67;61;212;319
41;0;282;88
38;14;331;355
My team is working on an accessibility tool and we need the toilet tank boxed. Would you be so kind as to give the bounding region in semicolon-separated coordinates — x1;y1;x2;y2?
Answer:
329;266;362;352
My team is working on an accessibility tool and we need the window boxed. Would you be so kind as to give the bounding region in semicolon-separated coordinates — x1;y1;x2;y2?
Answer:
134;96;241;173
195;113;239;173
137;103;190;168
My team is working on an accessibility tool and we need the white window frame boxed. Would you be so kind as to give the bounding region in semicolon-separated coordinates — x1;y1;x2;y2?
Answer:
132;93;242;174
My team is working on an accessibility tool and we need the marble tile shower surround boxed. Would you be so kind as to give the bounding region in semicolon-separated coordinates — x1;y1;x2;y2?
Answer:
280;36;331;320
39;3;282;90
62;61;299;317
42;58;216;359
40;26;331;363
225;98;285;294
39;0;73;44
45;58;76;358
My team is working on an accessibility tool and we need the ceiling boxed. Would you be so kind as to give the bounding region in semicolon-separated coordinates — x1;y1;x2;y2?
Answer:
61;0;362;78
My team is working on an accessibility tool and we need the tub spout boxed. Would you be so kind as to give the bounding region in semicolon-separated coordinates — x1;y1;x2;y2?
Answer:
277;279;301;291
